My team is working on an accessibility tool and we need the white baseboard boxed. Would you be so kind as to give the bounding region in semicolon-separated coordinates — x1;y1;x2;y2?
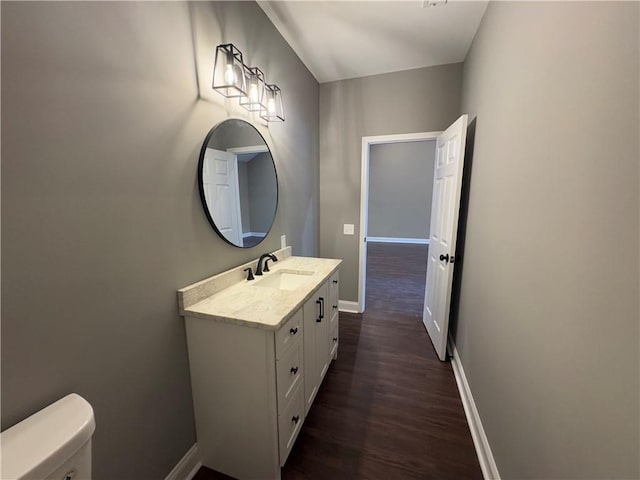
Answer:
164;443;202;480
242;232;266;238
366;236;429;245
448;337;501;480
338;300;360;313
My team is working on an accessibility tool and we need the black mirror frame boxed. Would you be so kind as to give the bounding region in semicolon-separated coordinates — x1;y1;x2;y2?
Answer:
197;118;279;249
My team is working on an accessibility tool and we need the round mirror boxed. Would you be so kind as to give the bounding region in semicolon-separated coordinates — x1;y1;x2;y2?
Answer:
198;119;278;248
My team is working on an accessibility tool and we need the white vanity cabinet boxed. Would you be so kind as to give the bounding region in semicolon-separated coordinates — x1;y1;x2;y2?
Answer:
184;307;308;480
180;252;341;480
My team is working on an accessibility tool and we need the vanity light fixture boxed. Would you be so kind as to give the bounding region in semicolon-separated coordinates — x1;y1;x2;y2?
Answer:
212;43;285;122
212;43;246;97
239;66;266;112
260;84;285;122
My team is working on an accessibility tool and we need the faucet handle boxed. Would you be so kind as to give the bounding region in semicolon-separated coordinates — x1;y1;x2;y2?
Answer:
243;267;255;281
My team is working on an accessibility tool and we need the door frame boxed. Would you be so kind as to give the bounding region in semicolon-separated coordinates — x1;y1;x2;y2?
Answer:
356;131;441;313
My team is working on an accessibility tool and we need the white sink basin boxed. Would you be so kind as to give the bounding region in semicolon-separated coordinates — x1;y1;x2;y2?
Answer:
253;269;314;290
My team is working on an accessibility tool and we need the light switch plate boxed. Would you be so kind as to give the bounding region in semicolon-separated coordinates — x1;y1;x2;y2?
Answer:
280;235;287;248
343;224;355;235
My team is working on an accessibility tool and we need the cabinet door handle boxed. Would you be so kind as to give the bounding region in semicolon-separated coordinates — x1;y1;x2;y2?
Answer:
290;366;298;375
333;337;338;342
332;279;338;284
289;327;298;335
333;305;338;309
292;415;300;424
316;300;322;322
319;297;325;319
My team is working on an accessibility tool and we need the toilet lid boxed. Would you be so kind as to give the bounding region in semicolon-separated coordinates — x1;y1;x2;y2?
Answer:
0;393;95;480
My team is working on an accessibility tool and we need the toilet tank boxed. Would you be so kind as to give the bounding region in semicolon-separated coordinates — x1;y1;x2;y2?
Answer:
1;393;95;480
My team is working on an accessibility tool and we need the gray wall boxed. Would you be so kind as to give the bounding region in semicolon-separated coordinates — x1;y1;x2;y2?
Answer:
1;2;319;479
455;2;639;478
319;63;463;302
368;141;435;239
247;152;278;233
238;161;251;232
238;153;277;236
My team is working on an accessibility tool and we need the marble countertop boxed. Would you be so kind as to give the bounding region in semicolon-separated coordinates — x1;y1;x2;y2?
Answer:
179;254;342;331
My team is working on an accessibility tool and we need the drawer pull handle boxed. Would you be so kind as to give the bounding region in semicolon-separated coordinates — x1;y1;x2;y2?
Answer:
292;415;300;424
290;366;298;375
333;305;338;309
332;280;338;284
289;327;298;335
333;337;338;342
316;298;325;321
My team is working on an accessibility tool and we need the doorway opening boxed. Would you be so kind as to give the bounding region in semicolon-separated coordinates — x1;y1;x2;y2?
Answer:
357;132;440;314
357;115;469;361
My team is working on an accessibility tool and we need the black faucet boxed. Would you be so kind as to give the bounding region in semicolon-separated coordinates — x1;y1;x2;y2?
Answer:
255;253;278;276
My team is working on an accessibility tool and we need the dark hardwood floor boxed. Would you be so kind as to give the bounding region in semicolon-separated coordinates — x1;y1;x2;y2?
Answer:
194;243;482;480
242;236;263;248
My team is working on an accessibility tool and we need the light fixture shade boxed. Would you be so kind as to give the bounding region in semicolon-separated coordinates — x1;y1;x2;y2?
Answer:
239;67;267;112
260;84;285;122
212;44;246;98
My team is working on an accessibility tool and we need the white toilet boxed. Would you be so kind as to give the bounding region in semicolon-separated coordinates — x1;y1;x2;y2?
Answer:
1;393;95;480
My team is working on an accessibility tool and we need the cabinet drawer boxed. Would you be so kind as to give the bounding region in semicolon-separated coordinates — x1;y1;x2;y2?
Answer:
329;319;339;360
278;383;304;466
276;339;303;414
275;308;303;360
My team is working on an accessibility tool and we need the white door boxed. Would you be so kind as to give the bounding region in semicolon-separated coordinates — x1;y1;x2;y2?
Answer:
423;115;468;361
202;147;243;246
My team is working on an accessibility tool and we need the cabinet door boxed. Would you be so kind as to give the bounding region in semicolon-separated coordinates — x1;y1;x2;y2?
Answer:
303;281;328;415
317;280;330;383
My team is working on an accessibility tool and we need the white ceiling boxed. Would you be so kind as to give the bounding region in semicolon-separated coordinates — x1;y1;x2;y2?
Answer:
258;1;489;83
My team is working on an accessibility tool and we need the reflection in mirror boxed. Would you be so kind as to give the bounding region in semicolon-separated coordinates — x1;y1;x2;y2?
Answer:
198;119;278;248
